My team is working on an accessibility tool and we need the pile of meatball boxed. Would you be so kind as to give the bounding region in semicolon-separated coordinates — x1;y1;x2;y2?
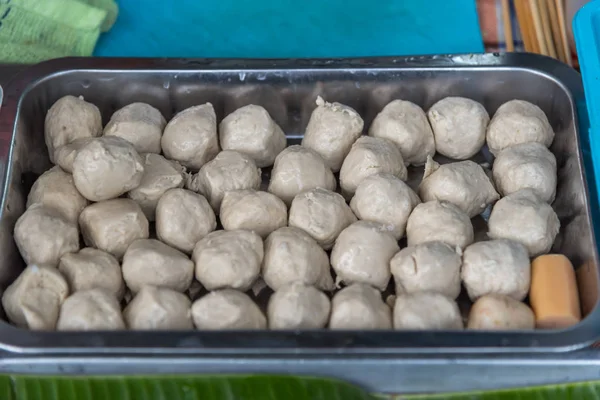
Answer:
4;93;558;331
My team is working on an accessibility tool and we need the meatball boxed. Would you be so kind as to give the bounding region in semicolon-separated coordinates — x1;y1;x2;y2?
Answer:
467;294;535;330
331;221;399;290
329;283;392;329
220;190;287;238
418;157;499;217
187;150;261;211
53;137;94;173
56;289;125;331
262;227;334;291
79;199;149;259
193;230;263;291
14;204;79;267
394;292;463;330
369;99;435;165
219;104;287;167
492;142;557;203
301;96;364;172
406;200;474;249
26;166;88;223
72;136;144;201
124;286;193;330
127;153;185;221
339;136;407;198
155;188;216;254
267;283;330;329
2;265;69;330
461;239;531;301
44;95;102;162
58;248;125;300
288;188;357;250
122;239;194;293
391;241;461;299
350;173;420;239
161;103;220;170
191;289;266;330
486;99;554;155
268;145;336;205
103;102;166;154
427;97;489;160
488;189;559;256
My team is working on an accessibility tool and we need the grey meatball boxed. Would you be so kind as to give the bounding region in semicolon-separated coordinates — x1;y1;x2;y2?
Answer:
44;95;102;162
267;283;331;329
103;102;166;154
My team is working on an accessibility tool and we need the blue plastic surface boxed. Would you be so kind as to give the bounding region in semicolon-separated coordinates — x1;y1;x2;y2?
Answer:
94;0;484;58
575;1;600;216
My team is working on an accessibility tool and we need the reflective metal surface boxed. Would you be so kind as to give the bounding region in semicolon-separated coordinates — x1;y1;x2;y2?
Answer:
0;54;597;356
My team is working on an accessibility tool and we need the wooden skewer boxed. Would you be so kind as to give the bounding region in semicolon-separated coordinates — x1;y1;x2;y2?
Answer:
555;0;572;66
530;0;548;55
523;0;541;53
501;0;515;51
537;0;557;58
514;0;534;52
546;0;567;63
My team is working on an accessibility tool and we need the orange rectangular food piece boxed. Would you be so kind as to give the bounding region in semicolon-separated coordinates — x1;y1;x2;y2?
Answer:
530;254;581;329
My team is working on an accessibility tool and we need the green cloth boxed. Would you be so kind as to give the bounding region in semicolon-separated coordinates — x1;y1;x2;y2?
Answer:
0;0;118;63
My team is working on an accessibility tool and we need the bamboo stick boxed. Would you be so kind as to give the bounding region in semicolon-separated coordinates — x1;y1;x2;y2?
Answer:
555;0;572;66
537;0;557;58
502;0;515;51
530;0;548;55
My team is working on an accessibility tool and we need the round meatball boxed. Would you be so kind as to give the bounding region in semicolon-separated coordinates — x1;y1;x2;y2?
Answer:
124;286;193;330
492;142;557;203
467;294;535;330
191;289;266;330
72;136;144;201
368;99;435;165
391;241;461;299
220;190;287;238
486;99;554;155
339;136;407;198
267;283;330;329
58;248;125;300
418;158;499;217
187;150;261;211
53;137;94;173
155;188;216;254
161;103;220;170
262;227;334;291
122;239;194;293
427;97;488;159
331;221;399;290
79;199;149;259
488;189;559;256
14;204;79;267
26;166;88;223
44;95;102;162
193;230;263;291
406;200;474;249
329;283;392;329
289;188;357;250
268;145;336;205
394;292;463;330
2;265;69;330
219;104;286;167
461;239;530;301
350;173;420;239
56;289;125;331
103;102;166;154
127;153;185;221
301;96;364;172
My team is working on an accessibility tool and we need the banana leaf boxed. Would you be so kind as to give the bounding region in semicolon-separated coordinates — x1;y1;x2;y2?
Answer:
1;375;599;399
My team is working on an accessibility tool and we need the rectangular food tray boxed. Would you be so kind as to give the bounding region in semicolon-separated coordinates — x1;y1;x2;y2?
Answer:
0;54;598;355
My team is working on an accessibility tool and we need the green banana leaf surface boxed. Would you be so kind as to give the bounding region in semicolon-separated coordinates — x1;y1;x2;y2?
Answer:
0;375;598;399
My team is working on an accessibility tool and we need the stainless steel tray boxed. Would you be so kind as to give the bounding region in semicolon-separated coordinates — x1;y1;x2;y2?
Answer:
0;54;598;356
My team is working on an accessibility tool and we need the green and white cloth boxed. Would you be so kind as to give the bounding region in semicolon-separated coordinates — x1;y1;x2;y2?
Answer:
0;0;117;63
